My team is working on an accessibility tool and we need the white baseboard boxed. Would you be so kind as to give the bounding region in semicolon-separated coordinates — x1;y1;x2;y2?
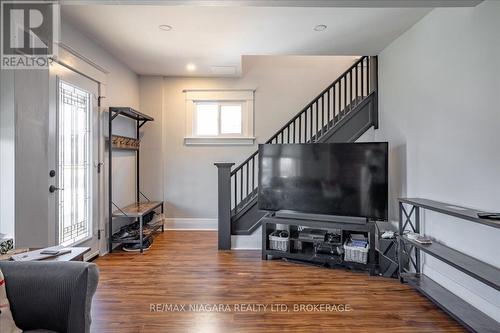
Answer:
165;218;217;230
84;250;100;261
231;226;262;249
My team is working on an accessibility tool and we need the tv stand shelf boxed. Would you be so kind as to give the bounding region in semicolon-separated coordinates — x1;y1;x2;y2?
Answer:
398;198;500;333
262;214;378;275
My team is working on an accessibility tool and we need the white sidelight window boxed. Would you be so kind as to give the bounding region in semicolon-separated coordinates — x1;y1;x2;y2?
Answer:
57;81;92;246
184;90;255;145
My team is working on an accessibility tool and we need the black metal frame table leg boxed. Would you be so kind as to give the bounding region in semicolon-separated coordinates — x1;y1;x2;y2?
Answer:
161;203;165;232
369;222;377;276
139;216;144;253
398;202;422;281
398;202;405;282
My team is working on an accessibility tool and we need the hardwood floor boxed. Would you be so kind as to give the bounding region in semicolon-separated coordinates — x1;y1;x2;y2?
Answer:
92;231;465;333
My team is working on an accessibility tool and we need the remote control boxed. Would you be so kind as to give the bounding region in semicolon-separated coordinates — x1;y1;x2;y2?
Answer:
477;212;500;220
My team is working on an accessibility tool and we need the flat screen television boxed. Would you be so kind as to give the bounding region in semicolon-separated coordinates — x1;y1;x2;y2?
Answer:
258;143;388;220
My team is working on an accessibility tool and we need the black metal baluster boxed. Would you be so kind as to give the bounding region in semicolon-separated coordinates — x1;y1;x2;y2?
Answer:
315;100;319;140
298;115;302;142
338;81;342;119
240;169;243;205
355;64;358;104
344;76;347;116
361;59;364;98
252;157;255;192
321;96;325;137
367;57;370;94
309;107;313;142
304;112;307;142
349;71;353;111
332;84;336;125
246;163;249;197
323;88;330;131
293;119;300;143
233;174;237;212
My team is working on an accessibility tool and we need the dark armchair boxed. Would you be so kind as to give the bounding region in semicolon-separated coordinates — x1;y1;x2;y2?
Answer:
0;261;99;333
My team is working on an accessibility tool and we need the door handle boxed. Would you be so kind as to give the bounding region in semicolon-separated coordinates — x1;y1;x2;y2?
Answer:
49;185;63;193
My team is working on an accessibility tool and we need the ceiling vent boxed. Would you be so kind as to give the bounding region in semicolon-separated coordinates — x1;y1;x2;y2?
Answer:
211;66;236;75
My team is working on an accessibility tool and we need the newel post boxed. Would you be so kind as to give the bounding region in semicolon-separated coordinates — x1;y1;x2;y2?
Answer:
214;163;234;250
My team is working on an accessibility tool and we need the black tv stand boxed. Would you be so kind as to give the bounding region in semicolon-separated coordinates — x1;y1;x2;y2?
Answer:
262;214;378;275
274;210;368;225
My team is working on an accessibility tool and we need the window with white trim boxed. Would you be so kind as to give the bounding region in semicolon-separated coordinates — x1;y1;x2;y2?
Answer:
184;90;255;145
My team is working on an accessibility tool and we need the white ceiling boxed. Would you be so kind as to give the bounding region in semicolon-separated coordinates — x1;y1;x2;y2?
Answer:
61;4;434;76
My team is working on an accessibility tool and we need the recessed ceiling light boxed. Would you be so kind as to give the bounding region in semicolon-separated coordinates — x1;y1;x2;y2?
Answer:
186;63;196;71
313;24;327;32
159;24;172;31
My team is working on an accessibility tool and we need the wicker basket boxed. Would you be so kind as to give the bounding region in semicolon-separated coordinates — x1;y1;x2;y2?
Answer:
268;230;289;252
343;241;369;264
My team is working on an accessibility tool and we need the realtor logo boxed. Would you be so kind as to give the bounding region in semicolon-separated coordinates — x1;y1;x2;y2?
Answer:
1;1;59;69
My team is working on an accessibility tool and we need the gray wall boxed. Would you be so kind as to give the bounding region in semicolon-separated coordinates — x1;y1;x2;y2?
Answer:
0;68;52;247
60;19;141;215
14;70;52;247
0;70;15;238
139;56;358;227
371;0;500;320
0;19;141;249
138;76;165;204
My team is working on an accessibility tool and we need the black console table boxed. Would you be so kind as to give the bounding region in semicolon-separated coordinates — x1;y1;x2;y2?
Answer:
398;198;500;333
262;214;378;275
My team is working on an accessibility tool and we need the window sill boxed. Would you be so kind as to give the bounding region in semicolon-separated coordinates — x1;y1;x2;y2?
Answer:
184;136;256;146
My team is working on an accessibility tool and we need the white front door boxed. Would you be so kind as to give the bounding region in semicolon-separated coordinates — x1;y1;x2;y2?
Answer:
49;63;100;257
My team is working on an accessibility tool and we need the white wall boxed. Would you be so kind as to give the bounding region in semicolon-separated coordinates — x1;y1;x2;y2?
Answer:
139;56;357;228
375;0;500;320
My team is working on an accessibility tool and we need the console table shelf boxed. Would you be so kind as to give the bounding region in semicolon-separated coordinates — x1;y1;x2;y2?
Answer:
398;198;500;333
401;236;500;291
399;198;500;229
403;274;499;333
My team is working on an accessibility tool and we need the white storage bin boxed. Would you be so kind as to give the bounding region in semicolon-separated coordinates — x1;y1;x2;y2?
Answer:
268;230;289;252
343;241;369;264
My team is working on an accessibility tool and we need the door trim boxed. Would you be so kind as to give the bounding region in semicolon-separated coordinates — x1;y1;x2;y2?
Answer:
49;50;108;255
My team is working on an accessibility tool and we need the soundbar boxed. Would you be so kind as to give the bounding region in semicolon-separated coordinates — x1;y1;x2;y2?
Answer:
274;210;368;225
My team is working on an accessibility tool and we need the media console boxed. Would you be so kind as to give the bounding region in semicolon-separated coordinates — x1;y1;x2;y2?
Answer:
261;212;378;275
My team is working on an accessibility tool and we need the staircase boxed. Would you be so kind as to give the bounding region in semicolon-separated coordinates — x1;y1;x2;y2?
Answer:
215;56;378;250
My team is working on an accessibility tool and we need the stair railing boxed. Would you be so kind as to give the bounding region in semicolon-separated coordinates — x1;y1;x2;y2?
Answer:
215;56;377;249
